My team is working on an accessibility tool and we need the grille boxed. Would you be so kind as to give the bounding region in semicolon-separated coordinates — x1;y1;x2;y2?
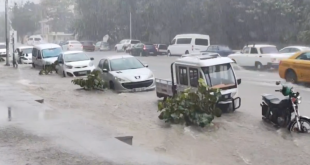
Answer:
74;66;87;69
73;70;91;76
122;80;153;89
219;93;232;101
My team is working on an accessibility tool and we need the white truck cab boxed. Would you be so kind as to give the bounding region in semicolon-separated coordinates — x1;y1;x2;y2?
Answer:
155;53;241;112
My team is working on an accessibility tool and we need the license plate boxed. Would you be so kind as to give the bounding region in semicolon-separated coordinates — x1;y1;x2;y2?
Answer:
149;52;154;54
132;88;145;92
79;71;87;74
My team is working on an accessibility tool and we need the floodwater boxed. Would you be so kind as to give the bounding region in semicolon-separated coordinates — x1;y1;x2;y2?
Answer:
0;61;310;165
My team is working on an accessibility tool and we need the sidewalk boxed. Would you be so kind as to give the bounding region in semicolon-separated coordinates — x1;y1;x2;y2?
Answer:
0;81;188;165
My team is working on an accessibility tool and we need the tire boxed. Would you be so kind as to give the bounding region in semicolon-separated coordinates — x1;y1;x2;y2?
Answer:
285;70;297;84
167;50;171;56
185;50;189;54
109;81;115;90
255;62;263;70
289;118;310;133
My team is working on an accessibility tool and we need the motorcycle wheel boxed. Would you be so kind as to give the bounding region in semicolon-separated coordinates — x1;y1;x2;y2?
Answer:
289;118;310;133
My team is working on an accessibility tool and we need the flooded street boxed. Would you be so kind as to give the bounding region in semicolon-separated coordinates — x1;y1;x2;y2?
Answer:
1;51;310;165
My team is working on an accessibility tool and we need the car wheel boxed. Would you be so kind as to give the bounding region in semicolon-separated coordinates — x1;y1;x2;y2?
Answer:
109;81;115;90
167;50;171;56
285;70;297;84
63;71;66;77
185;50;189;54
255;62;263;70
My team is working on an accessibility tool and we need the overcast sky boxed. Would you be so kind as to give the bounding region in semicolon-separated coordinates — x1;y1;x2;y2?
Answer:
0;0;41;11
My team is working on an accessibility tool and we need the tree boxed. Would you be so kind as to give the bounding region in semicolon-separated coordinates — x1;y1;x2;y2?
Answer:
11;2;39;43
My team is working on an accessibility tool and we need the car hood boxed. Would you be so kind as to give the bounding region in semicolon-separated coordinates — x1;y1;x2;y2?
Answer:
65;60;91;67
110;67;153;82
44;57;58;64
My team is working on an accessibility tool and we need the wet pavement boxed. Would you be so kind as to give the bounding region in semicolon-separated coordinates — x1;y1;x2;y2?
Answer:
1;51;310;165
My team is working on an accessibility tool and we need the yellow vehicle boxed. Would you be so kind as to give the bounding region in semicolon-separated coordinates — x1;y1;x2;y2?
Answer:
279;51;310;83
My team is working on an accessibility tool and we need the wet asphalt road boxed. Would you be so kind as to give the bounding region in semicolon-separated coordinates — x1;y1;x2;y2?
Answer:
1;50;310;165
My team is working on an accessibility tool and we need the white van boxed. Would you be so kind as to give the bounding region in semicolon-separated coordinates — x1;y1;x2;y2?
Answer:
32;43;62;68
167;34;210;56
27;35;43;45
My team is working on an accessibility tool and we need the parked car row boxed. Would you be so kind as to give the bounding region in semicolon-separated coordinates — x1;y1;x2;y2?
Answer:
58;40;111;52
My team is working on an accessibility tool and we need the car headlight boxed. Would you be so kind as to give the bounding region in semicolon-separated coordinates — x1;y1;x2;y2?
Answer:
65;65;73;69
89;61;94;66
148;73;154;79
297;96;302;104
115;77;126;82
230;92;237;98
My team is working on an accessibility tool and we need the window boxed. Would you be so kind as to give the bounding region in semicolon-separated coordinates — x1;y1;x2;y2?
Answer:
207;46;214;51
176;38;192;44
260;47;278;54
279;48;290;53
110;57;144;71
202;63;236;89
195;39;209;46
58;55;64;62
242;47;250;54
250;48;258;54
158;44;167;49
34;38;41;41
21;48;33;54
218;46;231;51
289;48;299;53
189;68;199;87
179;67;188;85
32;48;38;57
171;39;176;45
37;50;42;58
296;52;310;60
103;60;110;70
131;40;140;44
42;47;62;58
98;59;104;68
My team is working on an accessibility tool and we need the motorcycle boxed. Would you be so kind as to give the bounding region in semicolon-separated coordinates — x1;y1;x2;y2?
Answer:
261;81;310;133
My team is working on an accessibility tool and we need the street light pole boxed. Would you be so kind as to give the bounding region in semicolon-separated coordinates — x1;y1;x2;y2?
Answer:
130;11;132;39
5;0;10;66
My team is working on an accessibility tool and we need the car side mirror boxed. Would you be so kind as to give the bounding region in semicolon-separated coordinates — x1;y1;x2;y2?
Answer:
276;81;280;85
90;57;94;60
102;68;108;72
144;64;148;67
237;78;241;85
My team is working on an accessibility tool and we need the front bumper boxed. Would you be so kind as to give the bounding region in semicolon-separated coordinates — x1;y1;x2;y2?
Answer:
21;58;32;64
114;78;156;92
64;66;95;77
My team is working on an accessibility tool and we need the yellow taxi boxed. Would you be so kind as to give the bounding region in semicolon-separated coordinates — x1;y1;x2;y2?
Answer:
279;51;310;83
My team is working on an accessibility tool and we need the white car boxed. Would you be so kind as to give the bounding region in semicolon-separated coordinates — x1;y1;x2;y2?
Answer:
228;44;291;69
279;46;310;56
62;40;83;51
115;39;129;52
15;46;33;64
167;34;210;56
0;43;6;57
55;51;95;77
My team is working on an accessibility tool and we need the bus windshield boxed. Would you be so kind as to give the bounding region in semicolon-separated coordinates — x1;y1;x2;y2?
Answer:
202;63;236;89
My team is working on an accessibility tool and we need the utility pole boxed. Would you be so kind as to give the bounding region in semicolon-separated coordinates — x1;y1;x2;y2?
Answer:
5;0;10;66
130;11;132;39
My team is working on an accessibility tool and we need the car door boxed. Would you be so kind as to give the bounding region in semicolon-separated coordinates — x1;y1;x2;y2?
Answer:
206;46;215;52
247;47;259;66
32;48;37;64
294;52;310;81
235;47;250;66
101;59;111;81
37;50;43;67
168;39;177;55
56;55;65;75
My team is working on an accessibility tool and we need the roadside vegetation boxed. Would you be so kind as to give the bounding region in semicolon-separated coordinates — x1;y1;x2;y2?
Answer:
158;79;222;128
71;70;107;90
39;61;58;75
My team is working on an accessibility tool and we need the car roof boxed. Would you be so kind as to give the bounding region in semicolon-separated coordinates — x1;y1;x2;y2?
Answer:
68;40;80;42
105;54;134;60
33;43;61;49
246;44;276;48
175;54;233;67
18;46;33;49
175;33;210;38
63;51;84;55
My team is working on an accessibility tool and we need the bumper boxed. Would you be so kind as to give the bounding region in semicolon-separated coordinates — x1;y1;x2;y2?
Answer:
114;78;156;92
217;97;241;112
267;62;279;69
21;59;32;64
64;66;95;77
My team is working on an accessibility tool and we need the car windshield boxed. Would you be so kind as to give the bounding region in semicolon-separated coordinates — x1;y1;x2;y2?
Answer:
21;48;33;54
131;40;140;44
0;45;5;49
102;42;109;46
70;41;80;44
110;57;145;71
42;47;62;58
64;53;89;62
260;47;278;54
202;63;236;89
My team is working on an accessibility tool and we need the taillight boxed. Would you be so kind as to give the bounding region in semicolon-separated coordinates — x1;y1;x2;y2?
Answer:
279;60;282;65
143;46;146;50
156;48;158;51
192;45;194;51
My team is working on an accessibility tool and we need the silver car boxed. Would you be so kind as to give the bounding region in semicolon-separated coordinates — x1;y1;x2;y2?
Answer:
95;55;155;92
